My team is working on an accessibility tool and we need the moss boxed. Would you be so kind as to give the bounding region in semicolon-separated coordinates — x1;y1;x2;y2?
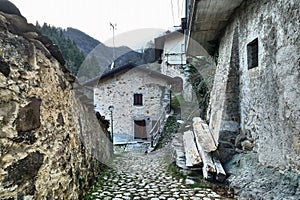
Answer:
186;64;210;120
154;116;179;150
84;168;115;200
167;163;212;189
168;163;187;182
171;94;185;112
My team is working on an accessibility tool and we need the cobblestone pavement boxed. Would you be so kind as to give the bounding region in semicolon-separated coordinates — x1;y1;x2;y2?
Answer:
88;147;235;200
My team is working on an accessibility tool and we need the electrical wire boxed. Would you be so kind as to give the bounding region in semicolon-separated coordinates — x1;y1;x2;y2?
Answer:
177;0;180;20
181;0;185;17
171;0;175;25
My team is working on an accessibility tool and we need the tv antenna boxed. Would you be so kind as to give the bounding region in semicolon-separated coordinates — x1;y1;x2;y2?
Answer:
110;22;117;62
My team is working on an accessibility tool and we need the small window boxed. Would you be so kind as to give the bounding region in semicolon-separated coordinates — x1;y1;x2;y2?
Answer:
247;38;258;69
133;94;143;106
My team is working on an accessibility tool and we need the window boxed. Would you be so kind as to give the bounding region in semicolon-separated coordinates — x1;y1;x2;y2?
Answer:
247;38;258;69
133;94;143;106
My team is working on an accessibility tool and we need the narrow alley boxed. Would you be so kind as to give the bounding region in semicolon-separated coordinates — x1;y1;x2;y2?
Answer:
86;147;235;200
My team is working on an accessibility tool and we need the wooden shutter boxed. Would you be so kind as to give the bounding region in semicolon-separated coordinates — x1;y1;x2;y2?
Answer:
134;94;143;105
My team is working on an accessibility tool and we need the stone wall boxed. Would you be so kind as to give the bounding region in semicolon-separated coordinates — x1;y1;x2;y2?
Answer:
0;10;112;199
208;0;300;198
94;68;170;143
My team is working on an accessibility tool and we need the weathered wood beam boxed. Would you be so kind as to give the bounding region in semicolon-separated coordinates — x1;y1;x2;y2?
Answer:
192;117;217;180
183;131;202;167
198;145;216;180
212;156;226;182
193;117;217;152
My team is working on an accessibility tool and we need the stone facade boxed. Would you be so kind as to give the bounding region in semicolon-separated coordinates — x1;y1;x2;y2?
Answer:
204;0;300;198
208;0;300;169
158;31;194;102
0;9;112;199
94;67;171;144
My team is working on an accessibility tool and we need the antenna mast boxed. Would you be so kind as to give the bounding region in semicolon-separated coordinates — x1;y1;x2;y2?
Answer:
110;22;117;61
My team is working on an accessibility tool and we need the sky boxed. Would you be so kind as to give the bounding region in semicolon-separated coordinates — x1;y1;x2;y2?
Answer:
10;0;186;48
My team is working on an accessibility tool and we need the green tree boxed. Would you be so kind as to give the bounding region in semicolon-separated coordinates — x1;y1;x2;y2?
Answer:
36;23;85;75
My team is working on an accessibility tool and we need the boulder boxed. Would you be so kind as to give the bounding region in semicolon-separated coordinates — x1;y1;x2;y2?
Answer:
0;0;23;17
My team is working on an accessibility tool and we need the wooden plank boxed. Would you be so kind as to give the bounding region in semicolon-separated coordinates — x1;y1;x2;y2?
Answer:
198;144;216;180
201;121;218;147
193;117;217;152
212;156;226;182
192;117;216;180
183;131;202;167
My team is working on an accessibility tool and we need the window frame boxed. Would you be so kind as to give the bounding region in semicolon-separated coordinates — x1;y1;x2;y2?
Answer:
133;93;143;106
247;38;259;70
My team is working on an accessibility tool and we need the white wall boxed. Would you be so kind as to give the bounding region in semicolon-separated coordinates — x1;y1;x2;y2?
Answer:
161;32;194;101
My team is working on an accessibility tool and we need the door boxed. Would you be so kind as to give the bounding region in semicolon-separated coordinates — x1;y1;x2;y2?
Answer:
134;120;147;140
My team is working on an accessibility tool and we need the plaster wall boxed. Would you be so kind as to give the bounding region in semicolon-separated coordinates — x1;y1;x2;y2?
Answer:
161;33;194;101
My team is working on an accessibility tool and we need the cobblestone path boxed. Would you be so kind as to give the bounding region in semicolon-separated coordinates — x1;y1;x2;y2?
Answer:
88;148;235;200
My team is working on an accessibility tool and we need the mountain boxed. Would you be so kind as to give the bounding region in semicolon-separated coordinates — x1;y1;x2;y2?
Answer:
40;26;157;82
62;28;100;55
37;23;85;76
77;43;133;82
78;46;157;83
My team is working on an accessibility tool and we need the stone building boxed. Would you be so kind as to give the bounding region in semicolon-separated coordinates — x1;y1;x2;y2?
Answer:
85;64;175;145
155;30;194;102
187;0;300;198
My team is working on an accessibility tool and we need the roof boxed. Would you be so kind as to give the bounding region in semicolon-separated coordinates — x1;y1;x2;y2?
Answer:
188;0;244;55
155;29;184;40
83;64;176;87
155;29;184;49
154;29;184;60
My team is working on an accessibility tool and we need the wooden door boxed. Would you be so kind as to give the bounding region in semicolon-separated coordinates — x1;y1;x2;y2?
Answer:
134;120;147;140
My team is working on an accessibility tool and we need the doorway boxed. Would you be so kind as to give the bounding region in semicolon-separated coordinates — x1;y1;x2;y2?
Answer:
134;120;147;140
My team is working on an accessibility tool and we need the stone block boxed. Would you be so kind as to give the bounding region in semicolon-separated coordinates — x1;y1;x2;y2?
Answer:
3;151;44;190
15;97;41;132
0;57;10;77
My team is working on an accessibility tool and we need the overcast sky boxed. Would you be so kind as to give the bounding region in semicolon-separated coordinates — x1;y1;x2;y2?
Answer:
10;0;185;48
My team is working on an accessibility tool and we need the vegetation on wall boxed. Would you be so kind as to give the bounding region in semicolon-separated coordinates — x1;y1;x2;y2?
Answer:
154;116;179;150
36;23;85;75
170;93;185;114
186;64;210;120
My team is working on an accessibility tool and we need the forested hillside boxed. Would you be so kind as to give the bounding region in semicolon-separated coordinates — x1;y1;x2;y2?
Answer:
62;27;100;55
36;23;85;75
37;23;157;82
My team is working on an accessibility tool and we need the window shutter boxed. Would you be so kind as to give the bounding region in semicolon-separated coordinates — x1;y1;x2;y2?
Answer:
134;94;143;106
